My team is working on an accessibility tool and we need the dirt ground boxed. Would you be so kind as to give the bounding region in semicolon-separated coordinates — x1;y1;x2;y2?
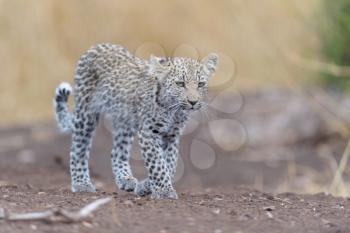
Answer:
1;169;350;233
1;120;350;233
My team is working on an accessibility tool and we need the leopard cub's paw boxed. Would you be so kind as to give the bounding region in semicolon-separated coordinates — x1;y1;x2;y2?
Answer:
135;179;152;197
72;182;96;193
116;176;138;192
151;186;178;200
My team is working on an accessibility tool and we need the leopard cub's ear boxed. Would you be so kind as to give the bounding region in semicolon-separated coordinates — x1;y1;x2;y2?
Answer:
149;55;171;80
201;53;219;75
150;55;171;67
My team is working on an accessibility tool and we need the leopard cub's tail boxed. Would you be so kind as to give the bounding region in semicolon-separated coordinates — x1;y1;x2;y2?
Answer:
54;82;74;133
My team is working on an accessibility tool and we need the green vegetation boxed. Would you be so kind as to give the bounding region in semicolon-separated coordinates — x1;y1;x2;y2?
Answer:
318;0;350;91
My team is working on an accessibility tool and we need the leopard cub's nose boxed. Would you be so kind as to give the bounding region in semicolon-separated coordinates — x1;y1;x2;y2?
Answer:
188;100;198;106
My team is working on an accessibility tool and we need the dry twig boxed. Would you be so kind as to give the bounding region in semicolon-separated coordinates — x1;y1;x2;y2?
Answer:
317;145;348;196
5;197;111;223
329;139;350;196
289;53;350;77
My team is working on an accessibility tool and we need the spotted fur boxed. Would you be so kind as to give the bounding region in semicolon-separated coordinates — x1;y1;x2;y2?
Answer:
54;43;218;199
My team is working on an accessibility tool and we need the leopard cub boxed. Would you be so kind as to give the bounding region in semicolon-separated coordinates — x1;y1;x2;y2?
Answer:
54;43;218;199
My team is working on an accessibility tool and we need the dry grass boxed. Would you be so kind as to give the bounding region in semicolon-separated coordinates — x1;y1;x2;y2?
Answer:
0;0;319;125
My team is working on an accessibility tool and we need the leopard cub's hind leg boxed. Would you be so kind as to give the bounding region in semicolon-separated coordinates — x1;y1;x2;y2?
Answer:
70;112;100;192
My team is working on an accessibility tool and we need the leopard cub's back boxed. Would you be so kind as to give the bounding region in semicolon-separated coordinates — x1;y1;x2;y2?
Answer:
72;43;155;116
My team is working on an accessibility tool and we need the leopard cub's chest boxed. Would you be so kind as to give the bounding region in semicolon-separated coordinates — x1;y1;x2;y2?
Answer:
150;109;188;137
152;116;174;135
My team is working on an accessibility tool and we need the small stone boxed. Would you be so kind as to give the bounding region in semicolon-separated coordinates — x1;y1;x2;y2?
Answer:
124;200;134;206
333;204;344;209
229;210;237;216
82;221;94;228
0;208;5;219
212;209;221;215
30;224;37;230
238;214;251;221
26;184;35;189
322;219;336;227
266;212;273;219
263;206;275;211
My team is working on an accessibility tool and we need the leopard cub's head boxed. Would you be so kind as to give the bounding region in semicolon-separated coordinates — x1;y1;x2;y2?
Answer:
149;53;218;111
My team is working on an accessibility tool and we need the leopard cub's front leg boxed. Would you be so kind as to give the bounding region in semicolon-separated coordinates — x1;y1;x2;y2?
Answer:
111;122;138;192
137;126;178;199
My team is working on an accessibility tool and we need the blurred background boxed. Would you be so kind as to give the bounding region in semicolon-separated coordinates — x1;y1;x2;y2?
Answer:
1;0;350;197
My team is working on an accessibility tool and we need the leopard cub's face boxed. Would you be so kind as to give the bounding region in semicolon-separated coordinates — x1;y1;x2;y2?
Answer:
149;54;218;111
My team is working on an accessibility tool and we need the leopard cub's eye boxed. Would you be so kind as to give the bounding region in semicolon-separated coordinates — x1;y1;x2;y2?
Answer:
198;82;206;88
175;81;185;87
